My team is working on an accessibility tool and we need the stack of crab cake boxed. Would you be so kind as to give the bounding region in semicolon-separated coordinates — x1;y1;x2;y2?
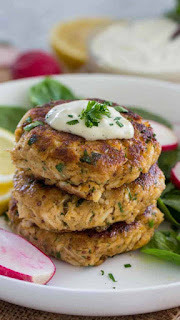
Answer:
8;99;165;266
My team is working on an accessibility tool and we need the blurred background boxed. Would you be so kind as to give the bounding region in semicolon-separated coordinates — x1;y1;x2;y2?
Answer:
0;0;180;81
0;0;174;49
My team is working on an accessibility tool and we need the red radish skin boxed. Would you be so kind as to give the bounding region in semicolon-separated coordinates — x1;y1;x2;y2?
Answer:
12;50;62;79
148;120;178;152
171;162;180;189
0;228;56;284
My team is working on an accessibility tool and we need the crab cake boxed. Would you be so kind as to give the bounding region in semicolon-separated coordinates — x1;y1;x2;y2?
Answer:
12;99;161;202
12;164;165;232
8;200;163;266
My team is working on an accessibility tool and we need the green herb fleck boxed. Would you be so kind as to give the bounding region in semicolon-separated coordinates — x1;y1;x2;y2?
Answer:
108;273;117;282
66;119;79;125
24;120;44;131
28;134;38;145
148;220;154;228
113;287;116;289
68;114;73;118
101;270;104;275
118;202;124;213
80;149;101;165
56;163;64;172
56;252;61;259
114;117;121;120
26;116;32;123
127;187;133;200
60;212;65;216
76;199;84;207
114;106;128;113
79;100;111;128
124;264;131;268
109;123;114;126
116;120;124;128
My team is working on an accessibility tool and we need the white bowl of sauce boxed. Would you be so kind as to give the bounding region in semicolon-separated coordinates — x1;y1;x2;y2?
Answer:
89;18;180;82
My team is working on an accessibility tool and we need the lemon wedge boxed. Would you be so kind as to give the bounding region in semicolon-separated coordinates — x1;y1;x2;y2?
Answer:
0;128;15;214
50;18;111;70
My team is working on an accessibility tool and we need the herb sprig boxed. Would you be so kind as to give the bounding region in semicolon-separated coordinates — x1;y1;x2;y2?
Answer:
79;100;111;128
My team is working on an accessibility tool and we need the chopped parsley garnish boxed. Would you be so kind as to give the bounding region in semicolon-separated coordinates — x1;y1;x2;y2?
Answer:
118;202;124;213
114;117;121;121
114;106;128;113
68;114;73;118
80;149;101;165
76;199;84;207
28;134;38;145
24;120;44;131
56;163;64;172
101;270;104;275
109;123;114;126
113;287;116;289
104;100;113;106
79;100;111;128
108;273;117;282
148;220;154;228
127;187;132;200
26;116;32;123
116;120;124;128
124;264;131;268
66;119;79;125
56;252;61;259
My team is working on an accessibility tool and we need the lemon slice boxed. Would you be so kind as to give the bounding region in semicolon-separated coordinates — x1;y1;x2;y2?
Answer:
50;18;111;70
0;191;12;215
0;127;15;192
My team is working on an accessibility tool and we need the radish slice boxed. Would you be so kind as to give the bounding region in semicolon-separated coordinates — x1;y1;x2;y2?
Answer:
148;120;178;151
0;228;56;284
171;162;180;189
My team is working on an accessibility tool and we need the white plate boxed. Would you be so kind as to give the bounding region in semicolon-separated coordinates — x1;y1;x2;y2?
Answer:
0;74;180;316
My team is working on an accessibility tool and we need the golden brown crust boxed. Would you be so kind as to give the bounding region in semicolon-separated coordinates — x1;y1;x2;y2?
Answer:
8;200;163;266
12;99;161;201
12;164;165;232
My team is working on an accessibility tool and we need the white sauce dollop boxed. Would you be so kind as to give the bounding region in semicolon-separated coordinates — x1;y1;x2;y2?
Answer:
90;19;180;74
45;100;134;140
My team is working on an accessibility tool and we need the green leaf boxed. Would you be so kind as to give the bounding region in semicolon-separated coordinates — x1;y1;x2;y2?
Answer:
128;107;173;129
158;147;180;180
141;231;180;265
157;198;180;227
158;181;180;226
0;106;27;133
141;248;180;265
30;77;77;106
162;191;180;213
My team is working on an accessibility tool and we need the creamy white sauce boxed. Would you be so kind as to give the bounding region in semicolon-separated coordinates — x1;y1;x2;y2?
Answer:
45;100;134;140
90;18;180;74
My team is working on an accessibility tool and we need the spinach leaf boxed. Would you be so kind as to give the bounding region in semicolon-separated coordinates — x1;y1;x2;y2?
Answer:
162;191;180;213
0;106;27;133
158;147;180;180
141;231;180;265
128;107;173;129
158;181;180;226
30;77;78;106
157;198;180;227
